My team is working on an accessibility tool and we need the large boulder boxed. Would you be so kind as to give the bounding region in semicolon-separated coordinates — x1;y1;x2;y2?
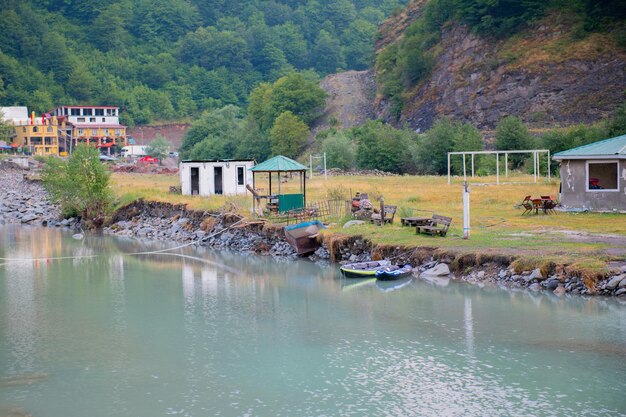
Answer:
421;263;450;276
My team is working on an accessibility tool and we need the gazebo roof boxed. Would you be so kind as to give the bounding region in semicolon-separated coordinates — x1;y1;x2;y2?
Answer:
250;155;307;172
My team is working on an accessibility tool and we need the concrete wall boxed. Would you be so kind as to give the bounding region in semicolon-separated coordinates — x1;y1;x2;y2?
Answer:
559;159;626;211
179;161;254;196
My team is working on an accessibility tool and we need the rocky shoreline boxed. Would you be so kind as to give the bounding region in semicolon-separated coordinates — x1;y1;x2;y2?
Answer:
0;162;74;228
2;162;625;298
101;199;626;298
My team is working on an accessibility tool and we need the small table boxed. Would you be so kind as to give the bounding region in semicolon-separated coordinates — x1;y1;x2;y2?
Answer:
401;217;431;227
531;198;553;215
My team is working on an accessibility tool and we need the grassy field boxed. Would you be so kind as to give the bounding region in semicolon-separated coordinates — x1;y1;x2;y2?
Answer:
110;172;626;266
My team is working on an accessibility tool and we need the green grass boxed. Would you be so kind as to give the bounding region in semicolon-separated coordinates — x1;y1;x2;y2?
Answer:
111;172;626;277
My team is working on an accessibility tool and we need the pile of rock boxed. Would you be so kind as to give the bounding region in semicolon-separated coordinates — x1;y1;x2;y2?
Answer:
326;168;398;177
0;163;60;227
455;264;626;297
104;203;297;258
597;271;626;296
109;164;178;174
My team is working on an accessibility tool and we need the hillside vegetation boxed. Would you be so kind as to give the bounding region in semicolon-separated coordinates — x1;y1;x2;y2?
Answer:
0;0;408;125
375;0;626;126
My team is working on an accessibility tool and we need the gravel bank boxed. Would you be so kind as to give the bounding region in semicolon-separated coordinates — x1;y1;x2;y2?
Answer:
0;162;69;227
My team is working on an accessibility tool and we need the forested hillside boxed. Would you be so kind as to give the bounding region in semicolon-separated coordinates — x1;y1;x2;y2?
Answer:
0;0;408;125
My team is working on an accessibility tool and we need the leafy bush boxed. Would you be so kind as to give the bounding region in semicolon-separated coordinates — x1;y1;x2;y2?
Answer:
41;144;113;227
269;111;310;159
412;118;484;175
352;121;417;174
146;134;172;161
322;132;355;170
325;184;350;201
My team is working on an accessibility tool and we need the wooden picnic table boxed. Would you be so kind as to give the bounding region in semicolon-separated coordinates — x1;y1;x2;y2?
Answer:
400;217;431;227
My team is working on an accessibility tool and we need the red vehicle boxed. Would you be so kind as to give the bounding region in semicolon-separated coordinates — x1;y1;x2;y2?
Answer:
137;156;159;164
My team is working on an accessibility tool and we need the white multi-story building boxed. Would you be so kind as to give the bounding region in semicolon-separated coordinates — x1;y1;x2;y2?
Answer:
50;106;127;151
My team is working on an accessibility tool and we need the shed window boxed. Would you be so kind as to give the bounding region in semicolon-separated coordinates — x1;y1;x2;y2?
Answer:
237;166;245;185
587;161;618;191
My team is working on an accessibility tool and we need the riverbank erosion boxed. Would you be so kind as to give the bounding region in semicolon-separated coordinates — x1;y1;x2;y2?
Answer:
103;200;626;298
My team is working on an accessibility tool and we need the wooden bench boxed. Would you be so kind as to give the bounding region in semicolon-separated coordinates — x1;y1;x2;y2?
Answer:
370;205;397;225
416;214;452;237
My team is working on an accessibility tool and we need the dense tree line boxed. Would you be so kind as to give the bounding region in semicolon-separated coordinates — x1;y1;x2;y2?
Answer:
0;0;408;124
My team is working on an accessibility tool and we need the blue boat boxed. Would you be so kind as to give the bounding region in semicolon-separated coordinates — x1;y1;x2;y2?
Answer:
375;264;413;281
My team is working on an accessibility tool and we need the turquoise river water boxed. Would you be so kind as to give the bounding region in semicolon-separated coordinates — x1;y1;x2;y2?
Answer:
1;226;625;417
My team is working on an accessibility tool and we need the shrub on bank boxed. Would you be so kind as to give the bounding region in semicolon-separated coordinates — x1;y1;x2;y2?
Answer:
42;144;113;228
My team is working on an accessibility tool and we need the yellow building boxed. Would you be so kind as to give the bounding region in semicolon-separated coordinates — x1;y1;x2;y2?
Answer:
13;114;60;157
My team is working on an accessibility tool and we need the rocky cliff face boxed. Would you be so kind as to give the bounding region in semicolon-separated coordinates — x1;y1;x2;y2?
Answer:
372;4;626;131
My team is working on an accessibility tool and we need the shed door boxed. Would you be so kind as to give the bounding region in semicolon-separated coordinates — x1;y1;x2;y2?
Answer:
214;166;223;195
190;167;199;195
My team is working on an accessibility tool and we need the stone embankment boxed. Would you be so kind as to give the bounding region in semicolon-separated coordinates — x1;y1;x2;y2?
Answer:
0;162;71;228
2;163;624;298
103;200;626;298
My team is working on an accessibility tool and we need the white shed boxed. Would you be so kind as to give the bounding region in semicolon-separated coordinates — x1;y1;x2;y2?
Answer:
179;159;255;196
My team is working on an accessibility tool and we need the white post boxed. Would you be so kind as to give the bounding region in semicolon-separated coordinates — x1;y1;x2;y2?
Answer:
447;153;451;185
471;154;475;178
323;152;327;181
496;153;499;185
463;181;470;239
505;153;508;178
537;151;540;182
309;154;313;179
463;154;467;181
533;152;537;183
547;150;551;182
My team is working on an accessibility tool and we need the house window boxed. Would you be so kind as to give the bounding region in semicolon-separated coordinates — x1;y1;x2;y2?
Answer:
64;108;68;116
106;109;113;116
587;161;619;191
95;109;104;116
77;117;85;122
78;129;84;135
237;166;245;186
115;129;121;135
71;108;80;116
33;126;38;132
83;108;92;116
102;118;106;122
47;126;53;132
90;117;96;122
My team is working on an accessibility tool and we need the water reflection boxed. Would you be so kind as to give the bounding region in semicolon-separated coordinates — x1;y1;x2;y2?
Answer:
1;225;626;416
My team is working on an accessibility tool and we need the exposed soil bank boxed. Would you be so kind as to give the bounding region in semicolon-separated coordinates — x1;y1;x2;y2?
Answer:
103;200;626;298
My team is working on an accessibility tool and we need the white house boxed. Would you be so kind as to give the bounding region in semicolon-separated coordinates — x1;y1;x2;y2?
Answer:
179;159;255;196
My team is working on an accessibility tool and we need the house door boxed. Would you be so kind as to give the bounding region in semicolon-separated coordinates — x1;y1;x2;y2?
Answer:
214;166;223;195
190;167;199;195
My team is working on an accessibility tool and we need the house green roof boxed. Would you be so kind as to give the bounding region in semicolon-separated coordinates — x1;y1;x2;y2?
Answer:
553;134;626;160
249;155;307;172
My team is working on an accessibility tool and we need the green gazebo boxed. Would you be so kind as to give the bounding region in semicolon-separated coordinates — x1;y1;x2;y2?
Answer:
249;155;308;213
